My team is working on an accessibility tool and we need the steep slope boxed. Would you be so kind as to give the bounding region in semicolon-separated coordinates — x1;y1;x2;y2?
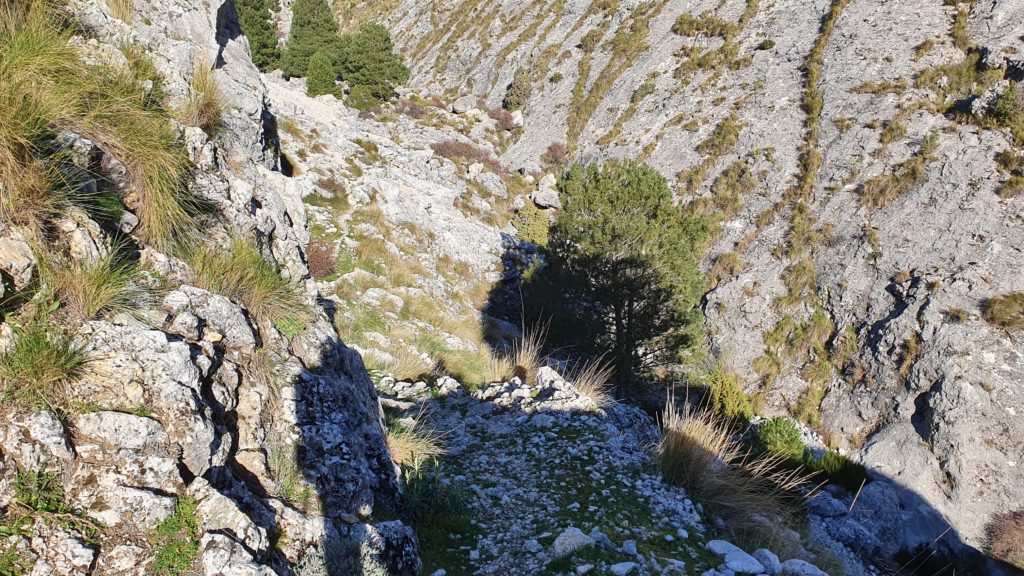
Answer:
361;0;1024;562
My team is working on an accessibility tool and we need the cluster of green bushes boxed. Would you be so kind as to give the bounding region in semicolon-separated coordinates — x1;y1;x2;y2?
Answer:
236;0;281;72
752;417;869;490
277;0;408;106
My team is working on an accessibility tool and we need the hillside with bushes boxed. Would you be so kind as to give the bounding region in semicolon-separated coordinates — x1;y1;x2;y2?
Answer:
1;0;1023;575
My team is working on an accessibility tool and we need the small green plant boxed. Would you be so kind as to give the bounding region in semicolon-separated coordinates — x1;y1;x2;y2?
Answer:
150;497;201;575
397;463;469;525
757;38;775;50
0;318;87;411
14;470;69;514
982;292;1024;331
754;417;804;461
706;363;753;421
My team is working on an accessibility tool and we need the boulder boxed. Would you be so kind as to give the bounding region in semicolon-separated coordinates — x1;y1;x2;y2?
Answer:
552;527;593;558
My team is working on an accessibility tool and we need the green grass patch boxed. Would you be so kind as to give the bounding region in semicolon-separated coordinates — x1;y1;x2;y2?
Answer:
150;497;201;575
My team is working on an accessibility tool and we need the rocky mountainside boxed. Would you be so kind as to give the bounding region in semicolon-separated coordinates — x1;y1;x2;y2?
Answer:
2;0;1023;574
365;0;1024;561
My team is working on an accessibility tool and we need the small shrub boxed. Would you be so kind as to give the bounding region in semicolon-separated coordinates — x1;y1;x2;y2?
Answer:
754;417;804;461
757;38;775;50
540;141;567;169
985;509;1024;569
982;292;1024;330
1000;175;1024;198
549;72;563;83
306;239;337;279
429;140;502;173
306;50;340;98
706;363;753;421
802;450;869;491
150;497;200;576
503;67;532;111
184;237;307;328
488;107;516;132
512;202;549;247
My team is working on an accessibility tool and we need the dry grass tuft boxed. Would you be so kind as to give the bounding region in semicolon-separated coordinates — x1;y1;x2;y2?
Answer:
386;417;445;470
180;59;224;135
566;358;615;409
511;325;547;384
105;0;133;23
659;397;816;536
45;249;147;323
982;292;1024;331
184;236;307;329
986;509;1024;569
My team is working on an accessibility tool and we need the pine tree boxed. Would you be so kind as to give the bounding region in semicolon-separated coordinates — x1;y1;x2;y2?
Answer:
280;0;339;78
306;50;340;98
236;0;280;72
524;160;712;396
336;23;409;103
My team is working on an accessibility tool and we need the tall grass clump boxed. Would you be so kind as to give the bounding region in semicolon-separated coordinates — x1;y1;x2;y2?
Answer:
105;0;133;23
184;236;307;329
0;318;87;411
386;417;445;470
0;3;196;248
41;248;146;323
659;398;815;546
179;60;224;135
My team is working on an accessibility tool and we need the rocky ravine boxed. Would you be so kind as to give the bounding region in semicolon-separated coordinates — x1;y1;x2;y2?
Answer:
364;0;1024;557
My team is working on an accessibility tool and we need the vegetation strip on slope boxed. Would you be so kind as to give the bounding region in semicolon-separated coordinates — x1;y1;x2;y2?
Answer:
566;0;669;153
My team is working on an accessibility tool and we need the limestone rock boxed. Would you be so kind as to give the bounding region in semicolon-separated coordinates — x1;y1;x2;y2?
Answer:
0;412;73;473
69;411;180;529
552;527;593;558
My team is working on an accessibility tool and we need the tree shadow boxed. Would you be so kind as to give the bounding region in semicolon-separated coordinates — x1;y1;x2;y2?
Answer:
478;231;1022;576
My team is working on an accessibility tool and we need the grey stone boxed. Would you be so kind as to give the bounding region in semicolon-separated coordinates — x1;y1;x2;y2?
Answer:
781;559;829;576
610;562;638;576
552;527;593;558
724;550;765;575
752;549;782;576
